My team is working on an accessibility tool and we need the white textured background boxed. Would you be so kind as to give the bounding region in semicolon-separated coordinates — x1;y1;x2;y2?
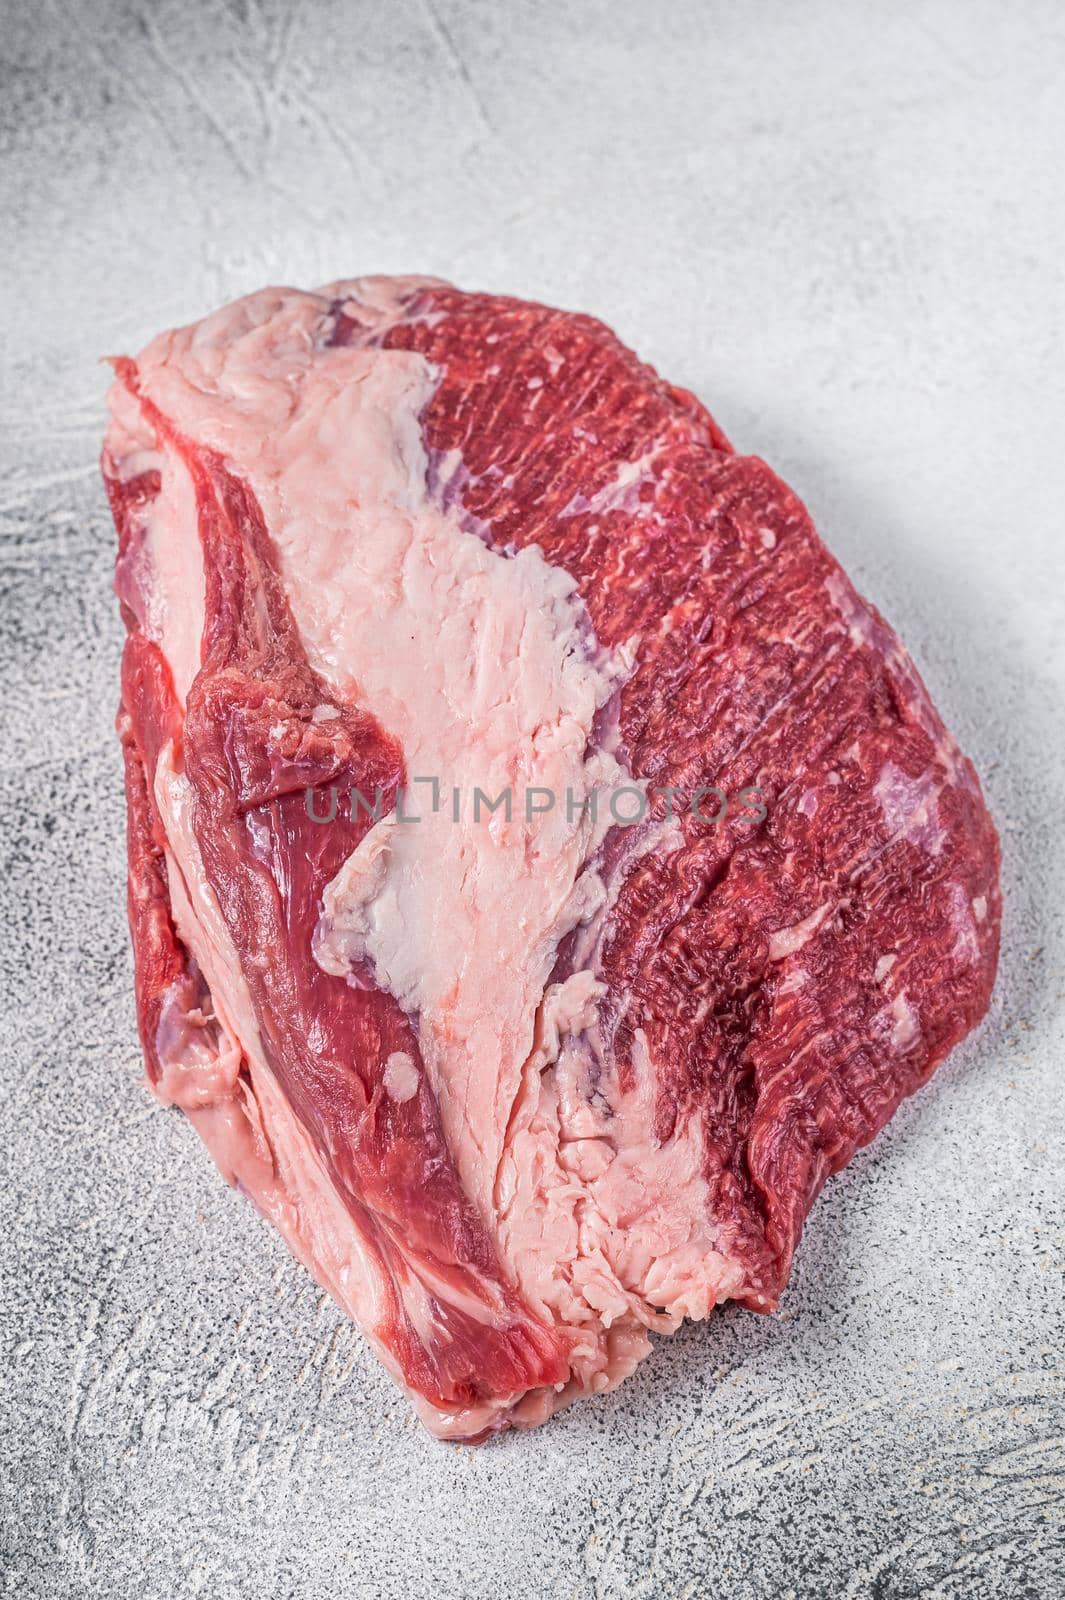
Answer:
2;2;1063;1595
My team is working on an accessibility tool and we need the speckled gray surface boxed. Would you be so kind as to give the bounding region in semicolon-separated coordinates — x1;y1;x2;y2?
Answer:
2;1;1063;1595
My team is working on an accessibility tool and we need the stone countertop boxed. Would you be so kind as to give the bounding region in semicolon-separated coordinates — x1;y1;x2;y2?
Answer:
1;1;1062;1595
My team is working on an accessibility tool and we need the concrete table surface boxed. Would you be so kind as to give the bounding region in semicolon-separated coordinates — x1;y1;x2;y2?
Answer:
1;2;1063;1595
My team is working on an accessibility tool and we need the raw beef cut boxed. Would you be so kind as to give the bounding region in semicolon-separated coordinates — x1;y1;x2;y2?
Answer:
103;278;1001;1439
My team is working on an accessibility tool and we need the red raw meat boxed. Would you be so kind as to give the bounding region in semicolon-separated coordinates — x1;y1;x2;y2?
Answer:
103;278;1000;1438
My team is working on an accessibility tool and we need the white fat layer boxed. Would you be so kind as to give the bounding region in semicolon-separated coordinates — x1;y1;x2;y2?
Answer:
119;280;740;1421
103;381;205;704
